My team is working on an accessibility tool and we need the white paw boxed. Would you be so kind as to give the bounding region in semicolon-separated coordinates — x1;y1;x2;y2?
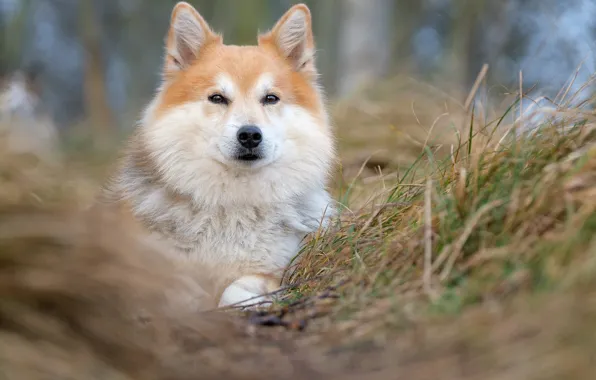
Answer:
218;275;277;309
218;288;273;309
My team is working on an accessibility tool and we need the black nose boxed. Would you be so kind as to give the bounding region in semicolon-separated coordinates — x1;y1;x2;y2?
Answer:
237;125;262;149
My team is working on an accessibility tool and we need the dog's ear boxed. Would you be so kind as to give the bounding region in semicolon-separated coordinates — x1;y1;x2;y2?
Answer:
163;2;220;78
259;4;316;78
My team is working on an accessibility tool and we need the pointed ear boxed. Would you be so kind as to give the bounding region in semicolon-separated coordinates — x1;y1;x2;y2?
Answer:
259;4;316;77
164;2;219;77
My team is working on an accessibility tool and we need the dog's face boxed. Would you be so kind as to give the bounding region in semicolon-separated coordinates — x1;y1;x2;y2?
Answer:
153;43;321;170
142;3;334;202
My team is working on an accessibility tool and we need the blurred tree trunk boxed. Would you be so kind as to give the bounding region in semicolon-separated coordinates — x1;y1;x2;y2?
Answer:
267;0;293;17
478;0;515;88
390;0;423;73
336;0;393;96
450;0;486;93
232;0;268;45
311;0;341;95
1;0;31;74
79;0;114;140
212;0;236;40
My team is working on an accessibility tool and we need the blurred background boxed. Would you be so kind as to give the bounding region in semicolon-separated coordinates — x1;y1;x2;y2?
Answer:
1;0;596;175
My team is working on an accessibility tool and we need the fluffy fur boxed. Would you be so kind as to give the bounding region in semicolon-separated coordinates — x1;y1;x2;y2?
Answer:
100;2;336;309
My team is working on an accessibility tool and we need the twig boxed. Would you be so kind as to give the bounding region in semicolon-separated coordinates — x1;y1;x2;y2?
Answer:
372;202;413;208
557;61;583;105
519;70;523;133
423;179;437;300
464;63;489;112
422;112;450;154
411;100;422;126
440;200;503;281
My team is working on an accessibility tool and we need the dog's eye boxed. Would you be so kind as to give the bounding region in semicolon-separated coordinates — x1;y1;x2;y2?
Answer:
208;94;229;105
261;94;280;105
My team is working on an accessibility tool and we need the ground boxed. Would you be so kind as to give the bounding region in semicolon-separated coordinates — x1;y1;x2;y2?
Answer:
0;77;595;379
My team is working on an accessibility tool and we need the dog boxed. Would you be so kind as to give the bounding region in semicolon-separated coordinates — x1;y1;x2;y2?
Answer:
100;2;336;309
0;66;61;163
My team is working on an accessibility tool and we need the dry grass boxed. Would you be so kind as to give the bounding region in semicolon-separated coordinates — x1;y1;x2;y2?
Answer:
1;76;596;379
281;78;596;335
327;75;506;208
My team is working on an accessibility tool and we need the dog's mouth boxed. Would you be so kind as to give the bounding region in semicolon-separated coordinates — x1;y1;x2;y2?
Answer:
237;153;260;161
235;148;263;162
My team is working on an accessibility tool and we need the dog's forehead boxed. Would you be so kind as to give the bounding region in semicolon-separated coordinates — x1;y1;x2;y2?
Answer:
215;72;274;97
158;43;322;118
190;45;287;93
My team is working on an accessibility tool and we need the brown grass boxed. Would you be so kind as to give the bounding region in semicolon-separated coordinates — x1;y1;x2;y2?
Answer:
1;76;595;379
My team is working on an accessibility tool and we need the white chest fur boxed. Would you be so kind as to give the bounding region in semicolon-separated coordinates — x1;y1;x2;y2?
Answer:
119;172;333;302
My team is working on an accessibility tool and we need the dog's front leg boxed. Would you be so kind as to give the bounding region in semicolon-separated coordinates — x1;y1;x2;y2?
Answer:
218;274;280;309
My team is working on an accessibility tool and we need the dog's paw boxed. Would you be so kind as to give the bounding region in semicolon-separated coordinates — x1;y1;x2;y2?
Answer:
218;291;273;309
218;275;277;309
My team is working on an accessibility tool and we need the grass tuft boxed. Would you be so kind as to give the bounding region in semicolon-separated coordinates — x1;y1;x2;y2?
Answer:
283;83;596;337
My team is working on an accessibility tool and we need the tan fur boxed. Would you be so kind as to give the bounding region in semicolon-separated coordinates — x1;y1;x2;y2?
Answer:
156;44;324;121
99;2;336;309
